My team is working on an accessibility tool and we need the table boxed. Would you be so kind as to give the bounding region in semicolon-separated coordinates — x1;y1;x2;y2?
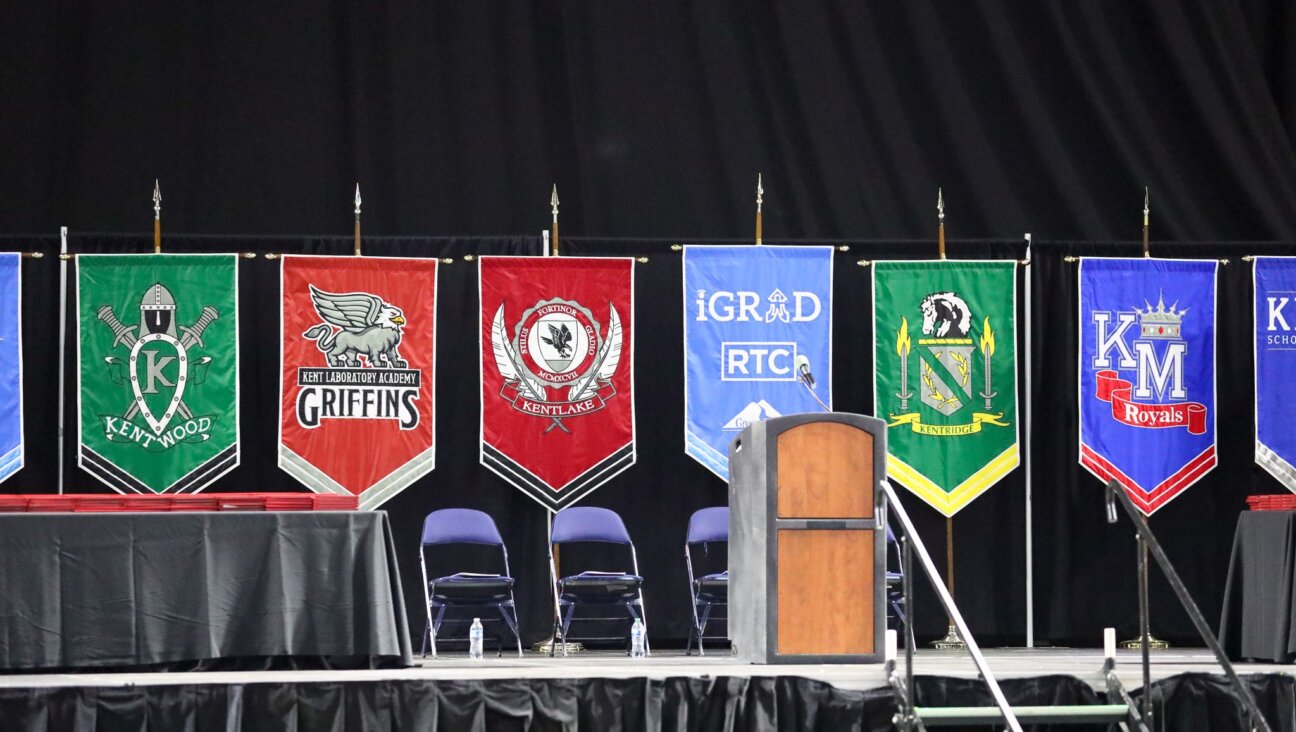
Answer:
0;511;412;671
1219;510;1296;663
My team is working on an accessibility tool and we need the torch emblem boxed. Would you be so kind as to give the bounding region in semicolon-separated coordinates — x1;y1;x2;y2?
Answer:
888;290;1009;437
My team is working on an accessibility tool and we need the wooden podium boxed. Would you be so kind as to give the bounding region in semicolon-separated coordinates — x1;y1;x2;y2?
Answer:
728;412;886;664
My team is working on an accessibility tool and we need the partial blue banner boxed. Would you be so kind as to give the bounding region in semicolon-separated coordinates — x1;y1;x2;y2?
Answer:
683;245;832;480
1255;257;1296;490
1078;258;1217;515
0;253;21;482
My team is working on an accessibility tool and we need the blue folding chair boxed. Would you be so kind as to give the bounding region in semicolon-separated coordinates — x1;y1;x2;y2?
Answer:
548;506;648;657
886;523;907;632
685;506;729;656
419;509;523;658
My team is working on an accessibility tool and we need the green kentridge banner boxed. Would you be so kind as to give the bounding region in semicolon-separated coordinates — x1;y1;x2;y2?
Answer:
872;261;1019;516
78;254;239;493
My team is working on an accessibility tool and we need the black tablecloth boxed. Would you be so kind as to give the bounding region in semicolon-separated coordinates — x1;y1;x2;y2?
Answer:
1220;510;1296;663
0;511;412;671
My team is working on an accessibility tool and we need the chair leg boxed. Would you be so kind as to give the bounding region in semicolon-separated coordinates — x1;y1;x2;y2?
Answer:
697;603;713;657
499;600;523;658
560;604;576;658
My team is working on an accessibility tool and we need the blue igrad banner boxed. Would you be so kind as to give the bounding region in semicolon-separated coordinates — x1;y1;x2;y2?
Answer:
1254;257;1296;491
683;246;832;480
1078;258;1217;515
0;253;21;482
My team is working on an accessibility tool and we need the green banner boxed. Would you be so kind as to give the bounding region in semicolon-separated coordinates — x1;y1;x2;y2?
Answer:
78;254;239;493
873;261;1018;516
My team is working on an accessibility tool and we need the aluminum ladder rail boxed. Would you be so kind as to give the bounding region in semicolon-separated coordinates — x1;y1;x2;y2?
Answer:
883;480;1140;730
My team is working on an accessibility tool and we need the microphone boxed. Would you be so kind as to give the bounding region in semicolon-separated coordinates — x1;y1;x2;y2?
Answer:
794;354;815;388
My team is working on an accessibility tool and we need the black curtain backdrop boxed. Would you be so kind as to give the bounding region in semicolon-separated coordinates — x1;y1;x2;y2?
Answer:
2;1;1296;649
1;1;1295;241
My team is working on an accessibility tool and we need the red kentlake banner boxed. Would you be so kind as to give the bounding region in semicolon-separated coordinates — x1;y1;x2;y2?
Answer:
1095;370;1208;435
480;256;635;511
279;255;437;509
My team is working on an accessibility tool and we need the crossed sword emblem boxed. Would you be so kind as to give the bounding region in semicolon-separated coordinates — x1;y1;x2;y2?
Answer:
97;305;220;424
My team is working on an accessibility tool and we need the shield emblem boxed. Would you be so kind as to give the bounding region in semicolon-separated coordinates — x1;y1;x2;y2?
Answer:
919;344;974;416
130;333;188;435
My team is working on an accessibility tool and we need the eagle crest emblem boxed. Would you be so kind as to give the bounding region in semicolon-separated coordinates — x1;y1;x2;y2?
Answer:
490;297;623;432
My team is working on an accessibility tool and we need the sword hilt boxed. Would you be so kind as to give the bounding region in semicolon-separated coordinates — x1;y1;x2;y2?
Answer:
96;306;137;348
179;306;220;349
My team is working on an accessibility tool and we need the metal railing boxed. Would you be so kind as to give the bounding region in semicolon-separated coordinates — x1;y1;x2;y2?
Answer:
1104;479;1272;732
881;479;1023;732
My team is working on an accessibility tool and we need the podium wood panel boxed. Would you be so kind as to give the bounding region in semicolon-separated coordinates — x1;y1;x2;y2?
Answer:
776;422;873;519
775;529;875;655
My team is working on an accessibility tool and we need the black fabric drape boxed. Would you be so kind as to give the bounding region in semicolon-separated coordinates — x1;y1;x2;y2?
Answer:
2;2;1295;242
0;673;1288;731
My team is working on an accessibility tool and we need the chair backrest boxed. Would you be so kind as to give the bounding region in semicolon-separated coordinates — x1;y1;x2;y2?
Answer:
421;509;505;547
686;507;729;545
551;506;633;545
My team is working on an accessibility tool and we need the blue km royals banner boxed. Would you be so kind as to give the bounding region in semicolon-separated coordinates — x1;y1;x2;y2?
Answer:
1254;257;1296;491
1079;258;1217;515
683;245;833;480
0;253;22;482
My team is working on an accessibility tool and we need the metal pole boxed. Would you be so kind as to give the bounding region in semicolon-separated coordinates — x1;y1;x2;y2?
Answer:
755;174;763;245
1024;233;1034;648
354;184;362;256
1138;536;1152;726
883;480;1023;731
57;226;68;495
903;535;916;701
550;185;559;256
153;180;161;254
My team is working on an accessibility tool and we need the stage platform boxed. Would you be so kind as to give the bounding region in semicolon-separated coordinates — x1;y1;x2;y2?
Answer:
1;649;1291;730
0;647;1284;690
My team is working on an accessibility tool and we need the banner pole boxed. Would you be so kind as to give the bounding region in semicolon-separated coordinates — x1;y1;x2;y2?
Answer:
930;188;965;649
1141;187;1150;259
755;174;763;245
937;188;946;261
1024;233;1035;648
1119;189;1171;651
550;185;560;256
57;226;68;495
153;180;162;254
354;184;362;257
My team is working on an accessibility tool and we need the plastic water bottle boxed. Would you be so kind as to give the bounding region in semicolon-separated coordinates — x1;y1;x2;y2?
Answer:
630;618;646;658
469;618;484;659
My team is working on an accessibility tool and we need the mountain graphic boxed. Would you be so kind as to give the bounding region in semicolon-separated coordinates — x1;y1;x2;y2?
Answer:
722;400;783;431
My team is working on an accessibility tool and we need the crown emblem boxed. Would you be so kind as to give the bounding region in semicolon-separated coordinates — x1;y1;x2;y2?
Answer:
1136;292;1187;339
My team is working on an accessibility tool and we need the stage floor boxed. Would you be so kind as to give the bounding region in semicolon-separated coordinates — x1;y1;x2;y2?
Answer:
0;648;1288;692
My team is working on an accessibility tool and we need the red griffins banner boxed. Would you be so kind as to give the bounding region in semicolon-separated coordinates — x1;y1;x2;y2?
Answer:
480;256;634;511
279;255;437;509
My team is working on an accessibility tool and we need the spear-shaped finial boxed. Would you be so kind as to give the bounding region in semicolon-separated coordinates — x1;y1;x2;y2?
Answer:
937;187;946;260
1142;186;1150;258
550;184;560;256
354;183;363;256
152;180;162;253
755;174;764;245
